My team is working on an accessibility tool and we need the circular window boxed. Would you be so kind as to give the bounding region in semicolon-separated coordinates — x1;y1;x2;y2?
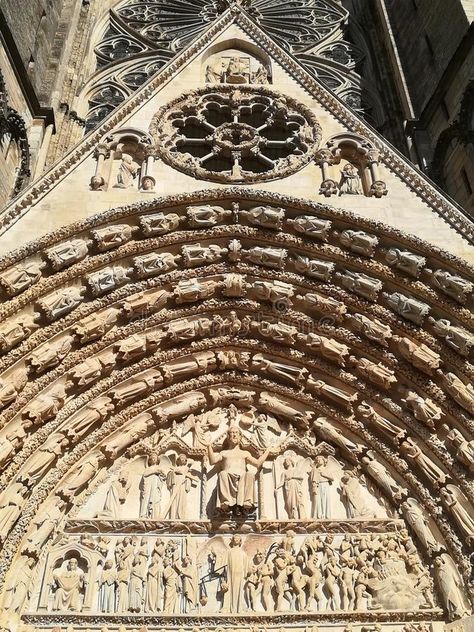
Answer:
150;86;322;183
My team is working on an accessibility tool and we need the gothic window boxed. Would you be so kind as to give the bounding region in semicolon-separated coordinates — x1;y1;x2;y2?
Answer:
82;0;375;134
151;86;321;183
85;86;127;134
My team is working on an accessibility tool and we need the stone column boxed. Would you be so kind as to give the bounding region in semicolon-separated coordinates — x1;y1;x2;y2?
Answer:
316;149;338;197
141;146;156;191
366;149;388;198
90;144;109;191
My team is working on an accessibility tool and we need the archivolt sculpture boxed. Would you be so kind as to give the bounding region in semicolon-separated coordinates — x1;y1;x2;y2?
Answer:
0;189;472;631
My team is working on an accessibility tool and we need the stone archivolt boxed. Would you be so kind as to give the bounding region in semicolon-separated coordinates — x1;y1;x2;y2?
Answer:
0;191;472;631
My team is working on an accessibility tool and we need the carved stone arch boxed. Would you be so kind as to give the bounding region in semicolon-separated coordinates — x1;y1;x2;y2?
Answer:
0;189;472;628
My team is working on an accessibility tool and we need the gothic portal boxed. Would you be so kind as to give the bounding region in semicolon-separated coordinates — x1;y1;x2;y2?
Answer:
0;2;473;632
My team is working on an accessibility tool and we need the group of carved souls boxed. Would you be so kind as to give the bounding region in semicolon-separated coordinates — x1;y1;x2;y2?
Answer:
41;531;469;618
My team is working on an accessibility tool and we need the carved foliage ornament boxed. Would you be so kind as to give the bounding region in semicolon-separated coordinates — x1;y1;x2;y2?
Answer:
150;86;322;183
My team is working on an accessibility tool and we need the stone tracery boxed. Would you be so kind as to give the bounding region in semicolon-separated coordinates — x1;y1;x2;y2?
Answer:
0;190;472;631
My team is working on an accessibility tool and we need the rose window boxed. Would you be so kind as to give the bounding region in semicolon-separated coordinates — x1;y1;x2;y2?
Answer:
150;86;322;183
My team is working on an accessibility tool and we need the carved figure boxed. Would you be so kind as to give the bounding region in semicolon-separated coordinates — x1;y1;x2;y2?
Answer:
434;556;471;620
98;560;117;613
75;308;120;343
294;256;335;281
275;452;309;519
440;486;474;543
394;336;441;374
186;205;231;226
66;397;114;441
338;163;362;195
357;404;405;442
0;419;32;467
298;292;347;320
93;224;134;251
346;313;392;347
162;351;216;382
23;385;67;425
340;230;378;257
140;454;166;519
108;370;163;406
385;248;426;277
87;265;132;296
0;314;38;352
38;287;85;321
4;555;35;612
115;154;138;188
430;318;474;357
28;336;73;373
384;292;430;325
308;379;358;411
134;252;180;277
0;368;28;409
244;245;287;269
174;278;219;303
361;451;407;501
340;474;371;519
437;371;474;414
432;269;473;303
252;353;308;386
252;62;269;84
140;212;181;236
102;413;152;459
349;356;397;390
288;216;331;241
123;288;169;319
444;427;474;473
0;260;43;295
60;453;101;500
225;534;249;613
24;497;65;553
256;320;298;345
67;350;116;389
162;557;179;613
402;391;442;429
101;474;130;518
242;206;285;229
208;426;272;515
0;483;28;543
313;417;362;455
52;558;87;611
400;438;446;487
20;433;68;486
400;499;439;554
310;455;335;519
252;279;294;308
45;239;89;271
165;454;198;519
336;271;382;301
303;333;349;366
182;243;227;267
129;556;145;612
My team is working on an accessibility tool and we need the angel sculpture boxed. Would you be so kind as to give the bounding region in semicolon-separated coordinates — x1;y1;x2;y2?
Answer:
181;410;223;448
164;454;199;520
274;451;312;519
248;412;282;449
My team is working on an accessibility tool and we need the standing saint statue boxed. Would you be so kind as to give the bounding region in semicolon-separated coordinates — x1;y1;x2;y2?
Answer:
276;454;308;519
309;455;335;519
116;154;138;188
224;534;249;613
51;558;87;612
207;425;272;515
139;454;166;519
165;454;199;519
338;163;362;195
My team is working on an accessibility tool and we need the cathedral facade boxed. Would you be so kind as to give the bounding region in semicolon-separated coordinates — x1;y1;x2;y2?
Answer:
0;2;473;632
